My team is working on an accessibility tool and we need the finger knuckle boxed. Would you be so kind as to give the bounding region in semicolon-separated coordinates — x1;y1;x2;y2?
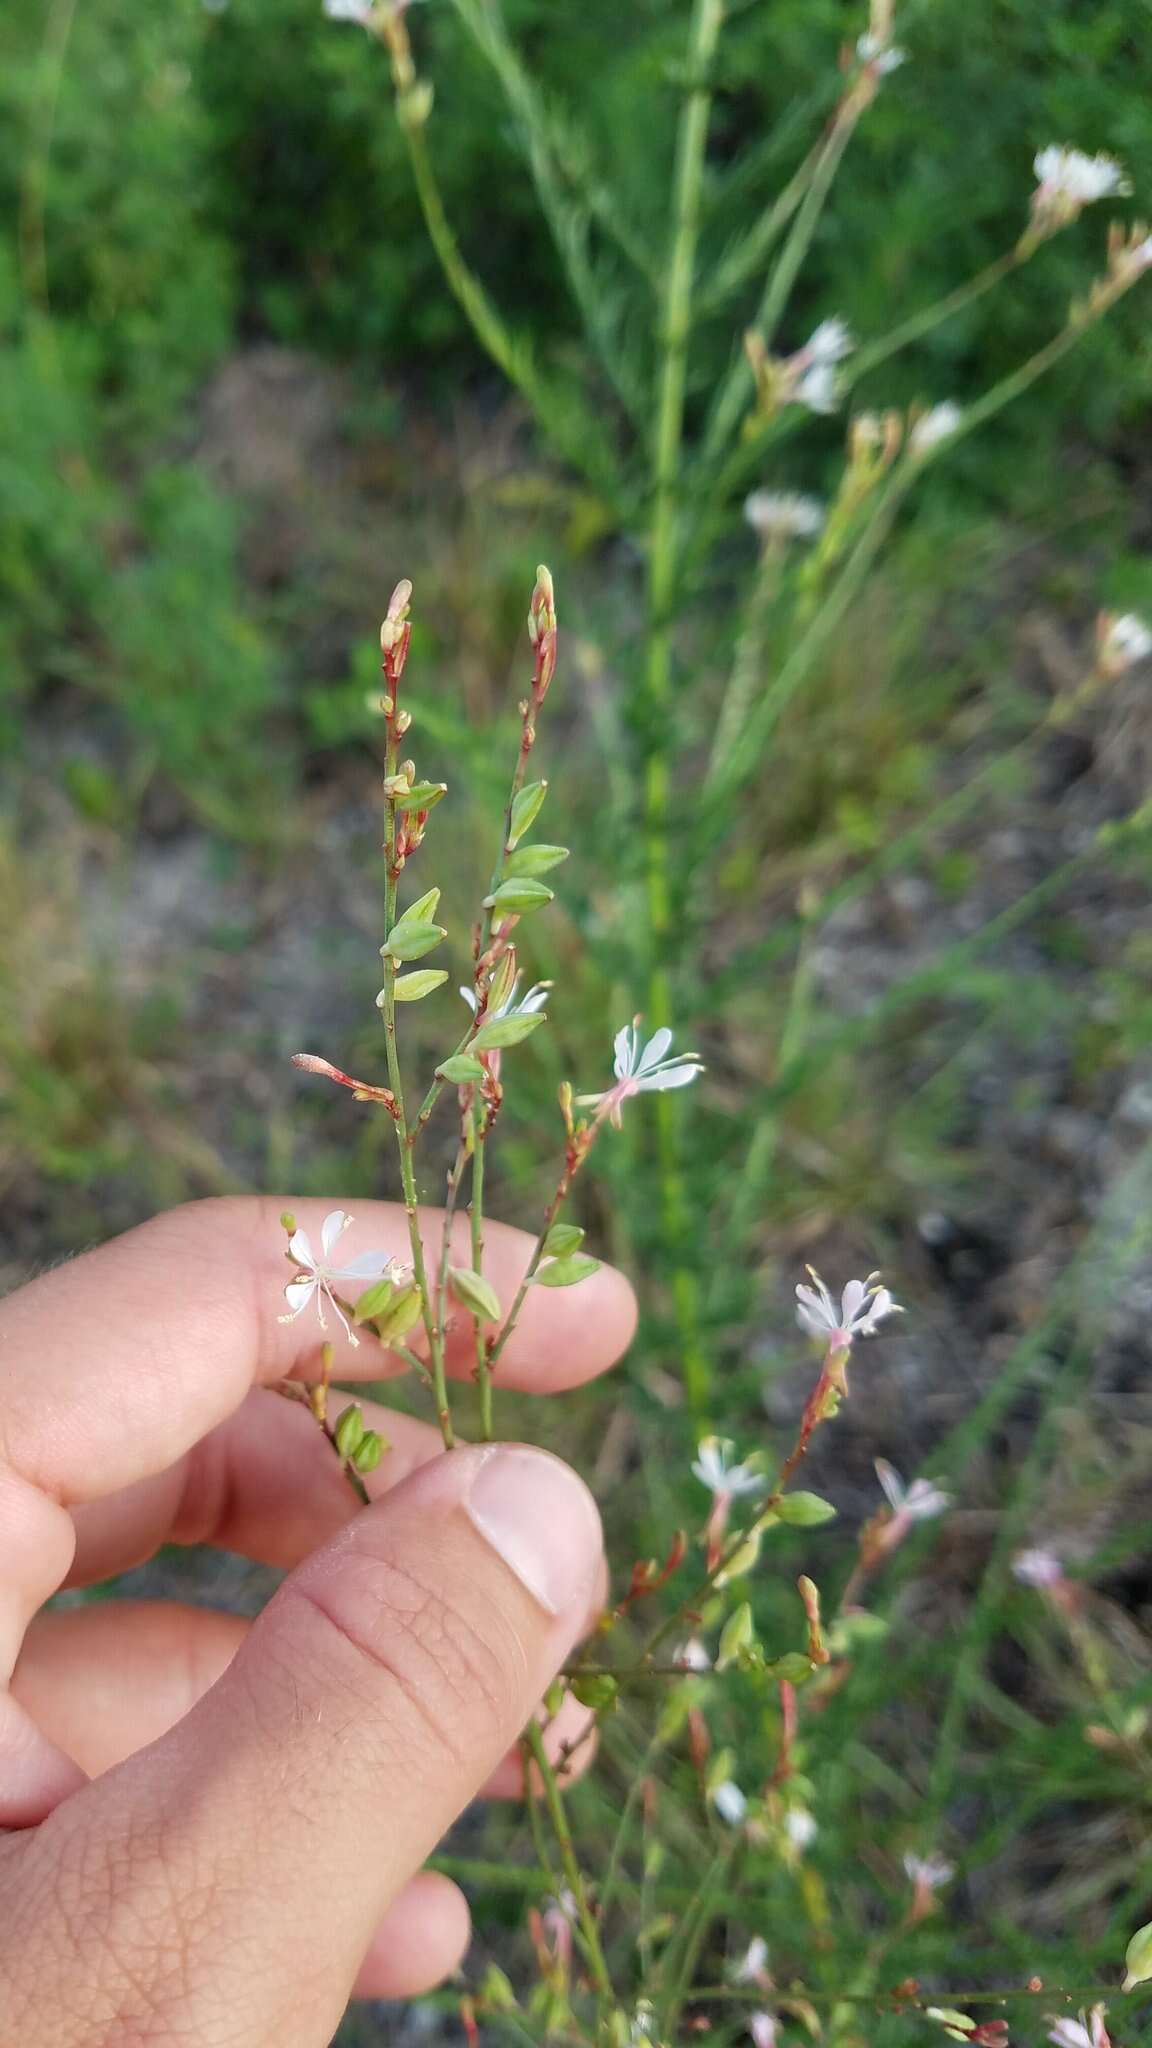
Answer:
288;1553;521;1770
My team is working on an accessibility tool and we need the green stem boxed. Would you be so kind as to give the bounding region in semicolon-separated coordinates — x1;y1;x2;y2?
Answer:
643;0;725;1417
522;1719;614;2008
848;246;1023;385
471;1099;494;1439
381;708;455;1449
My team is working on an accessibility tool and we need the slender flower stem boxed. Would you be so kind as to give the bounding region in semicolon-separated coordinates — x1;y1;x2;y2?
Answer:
470;1098;494;1439
848;246;1024;385
522;1719;614;2008
643;0;725;1418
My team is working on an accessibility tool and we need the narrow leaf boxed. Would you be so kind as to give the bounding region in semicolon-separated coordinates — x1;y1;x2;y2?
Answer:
437;1053;486;1083
393;968;449;1001
506;843;570;878
508;780;548;848
531;1254;601;1288
483;878;554;914
382;921;447;962
542;1222;584;1257
449;1266;503;1324
395;781;448;811
471;1011;546;1052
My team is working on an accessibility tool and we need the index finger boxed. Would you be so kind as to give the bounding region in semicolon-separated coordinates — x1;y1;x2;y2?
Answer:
0;1196;636;1507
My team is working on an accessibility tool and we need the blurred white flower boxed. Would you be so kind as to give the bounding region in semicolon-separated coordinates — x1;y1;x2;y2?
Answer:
806;317;854;364
1048;2008;1110;2048
785;1807;817;1849
323;0;375;20
904;1851;955;1890
910;403;964;456
876;1460;951;1522
712;1780;749;1826
279;1210;405;1344
1031;147;1130;228
750;2016;778;2048
744;490;826;541
692;1435;764;1499
732;1936;770;1983
1013;1547;1065;1588
1098;610;1152;675
796;1268;902;1347
577;1019;703;1129
857;31;906;73
781;318;855;415
674;1637;713;1672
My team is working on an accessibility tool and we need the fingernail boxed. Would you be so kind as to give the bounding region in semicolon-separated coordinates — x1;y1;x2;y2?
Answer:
465;1446;602;1616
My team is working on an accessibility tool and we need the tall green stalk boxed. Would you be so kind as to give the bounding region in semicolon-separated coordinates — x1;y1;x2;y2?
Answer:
643;0;725;1418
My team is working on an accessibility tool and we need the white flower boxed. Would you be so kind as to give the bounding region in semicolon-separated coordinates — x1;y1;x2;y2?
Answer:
806;317;854;365
461;974;551;1020
1048;2008;1110;2048
750;2016;778;2048
692;1435;764;1499
1099;611;1152;674
1032;147;1131;227
279;1210;405;1345
794;363;840;413
876;1460;951;1522
732;1937;770;1983
323;0;375;21
1013;1546;1065;1588
904;1852;955;1890
712;1779;748;1826
675;1637;713;1672
744;490;826;541
785;1807;817;1850
576;1018;703;1130
857;31;906;74
795;1268;902;1347
910;402;964;456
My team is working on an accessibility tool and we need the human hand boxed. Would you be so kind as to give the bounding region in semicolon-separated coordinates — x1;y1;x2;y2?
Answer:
0;1197;634;2045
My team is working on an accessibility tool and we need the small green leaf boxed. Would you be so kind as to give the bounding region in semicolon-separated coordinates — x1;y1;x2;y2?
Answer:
449;1266;503;1324
483;878;555;914
395;781;447;810
773;1491;837;1528
1125;1920;1152;1991
568;1672;619;1712
393;968;449;1001
508;780;547;848
352;1430;386;1474
764;1651;816;1684
437;1053;486;1083
717;1602;755;1670
506;843;570;878
381;921;447;962
532;1254;601;1288
471;1012;546;1052
333;1404;364;1459
354;1276;403;1322
402;886;441;924
543;1222;585;1257
371;1282;425;1346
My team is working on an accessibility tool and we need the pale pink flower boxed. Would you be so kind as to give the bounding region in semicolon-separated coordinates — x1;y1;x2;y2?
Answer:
876;1460;951;1523
692;1436;764;1500
1031;147;1130;231
1048;2007;1110;2048
796;1268;902;1347
904;1851;955;1890
1013;1547;1065;1589
577;1019;703;1130
732;1936;770;1984
750;2016;777;2048
712;1780;748;1826
279;1210;406;1345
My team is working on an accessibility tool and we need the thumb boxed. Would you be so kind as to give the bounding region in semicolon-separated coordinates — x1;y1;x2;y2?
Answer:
1;1445;602;2048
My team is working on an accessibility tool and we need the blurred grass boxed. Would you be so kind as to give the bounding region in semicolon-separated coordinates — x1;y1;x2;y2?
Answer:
7;0;1152;2038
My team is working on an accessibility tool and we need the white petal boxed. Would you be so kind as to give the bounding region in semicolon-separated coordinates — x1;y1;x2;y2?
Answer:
874;1458;905;1511
333;1250;400;1281
282;1277;317;1316
287;1228;316;1271
321;1210;351;1258
636;1026;673;1074
712;1781;748;1825
840;1278;868;1325
613;1022;637;1081
460;986;478;1012
638;1062;702;1092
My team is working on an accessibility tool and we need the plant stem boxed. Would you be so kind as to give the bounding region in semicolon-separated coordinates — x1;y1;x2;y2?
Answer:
643;0;724;1417
470;1098;494;1439
522;1719;614;2008
380;652;455;1450
848;246;1023;384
